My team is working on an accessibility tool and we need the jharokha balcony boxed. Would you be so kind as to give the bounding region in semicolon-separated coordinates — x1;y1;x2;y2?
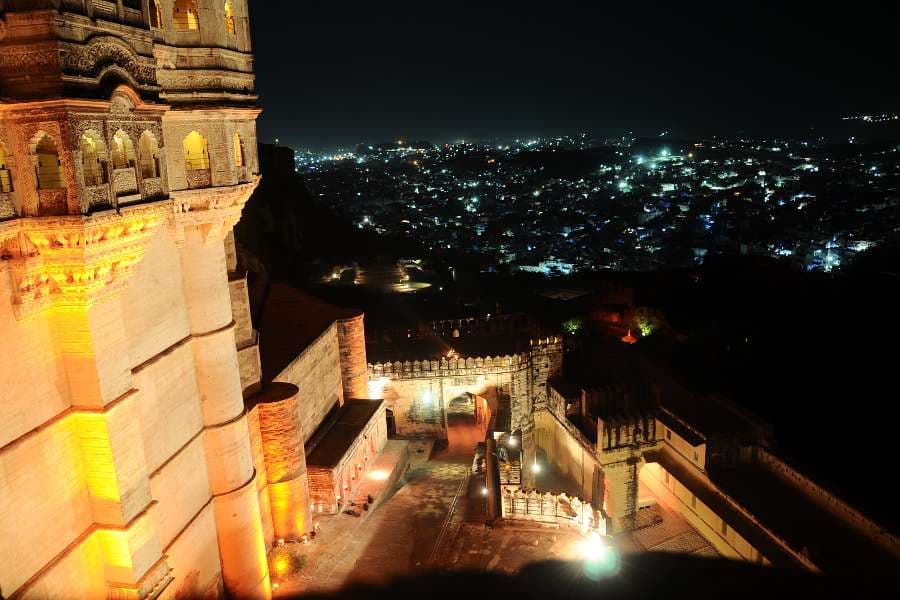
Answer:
186;168;212;189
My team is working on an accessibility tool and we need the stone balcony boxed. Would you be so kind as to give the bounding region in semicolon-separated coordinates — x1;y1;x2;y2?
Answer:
185;168;211;189
0;193;15;220
113;166;139;196
37;188;68;216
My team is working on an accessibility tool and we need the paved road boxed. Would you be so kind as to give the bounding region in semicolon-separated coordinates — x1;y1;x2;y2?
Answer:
286;411;483;594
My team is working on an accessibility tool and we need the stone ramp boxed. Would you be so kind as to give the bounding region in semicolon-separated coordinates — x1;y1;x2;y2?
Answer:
713;464;898;575
349;440;411;518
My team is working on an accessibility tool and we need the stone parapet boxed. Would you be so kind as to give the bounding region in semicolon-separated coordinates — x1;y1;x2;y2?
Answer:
369;352;530;379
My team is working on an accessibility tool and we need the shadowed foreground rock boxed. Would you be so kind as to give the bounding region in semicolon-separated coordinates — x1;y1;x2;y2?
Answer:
296;554;894;600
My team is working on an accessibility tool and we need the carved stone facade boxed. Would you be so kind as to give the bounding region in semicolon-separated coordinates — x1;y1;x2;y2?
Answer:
0;2;274;600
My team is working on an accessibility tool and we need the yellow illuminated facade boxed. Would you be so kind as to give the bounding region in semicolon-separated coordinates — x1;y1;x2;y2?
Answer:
0;2;273;599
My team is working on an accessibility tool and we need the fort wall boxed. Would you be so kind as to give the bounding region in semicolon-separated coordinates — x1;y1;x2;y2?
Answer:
274;325;344;445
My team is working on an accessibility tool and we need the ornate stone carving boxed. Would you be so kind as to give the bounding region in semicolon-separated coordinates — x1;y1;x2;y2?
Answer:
141;177;163;198
38;189;68;216
113;167;138;195
172;177;259;245
6;200;169;318
0;43;59;73
0;192;15;219
156;69;255;94
185;168;211;189
83;184;112;209
59;36;158;89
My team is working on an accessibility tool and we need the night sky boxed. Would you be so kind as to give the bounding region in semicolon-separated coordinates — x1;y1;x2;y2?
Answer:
250;1;900;151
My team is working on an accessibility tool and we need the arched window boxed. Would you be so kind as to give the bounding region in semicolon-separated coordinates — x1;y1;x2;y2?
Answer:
0;143;12;193
80;131;108;186
224;1;236;34
232;132;244;167
34;134;64;190
139;130;161;179
183;131;210;171
111;130;136;170
173;0;199;31
150;0;163;28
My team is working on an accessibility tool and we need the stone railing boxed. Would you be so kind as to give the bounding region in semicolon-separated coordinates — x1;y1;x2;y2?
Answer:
83;184;111;210
113;167;138;196
186;168;211;189
502;488;602;533
755;447;900;558
0;192;15;220
369;352;530;379
38;188;68;215
141;177;163;199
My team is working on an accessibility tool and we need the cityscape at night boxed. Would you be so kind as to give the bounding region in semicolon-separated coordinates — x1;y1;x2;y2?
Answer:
1;1;899;599
298;128;900;275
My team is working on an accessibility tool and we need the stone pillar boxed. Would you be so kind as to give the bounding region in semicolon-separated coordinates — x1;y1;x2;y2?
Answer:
336;312;368;399
485;437;501;520
179;224;270;599
254;383;311;540
521;424;536;489
602;459;640;533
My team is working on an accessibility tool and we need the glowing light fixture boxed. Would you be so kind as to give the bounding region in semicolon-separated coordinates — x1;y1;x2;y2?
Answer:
578;532;608;561
578;532;621;580
368;469;389;481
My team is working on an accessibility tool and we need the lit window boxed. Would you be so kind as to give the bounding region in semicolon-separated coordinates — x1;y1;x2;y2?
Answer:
34;134;64;189
110;130;136;171
139;130;160;179
224;0;236;34
182;131;210;171
0;144;12;193
80;132;107;186
232;132;244;167
173;0;199;31
150;0;163;28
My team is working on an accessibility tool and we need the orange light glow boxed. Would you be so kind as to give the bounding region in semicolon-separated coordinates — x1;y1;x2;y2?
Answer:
367;469;389;481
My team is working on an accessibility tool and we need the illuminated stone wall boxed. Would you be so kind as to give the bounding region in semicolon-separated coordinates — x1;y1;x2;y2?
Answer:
0;2;271;598
274;326;344;444
368;339;562;440
307;402;388;514
253;383;311;541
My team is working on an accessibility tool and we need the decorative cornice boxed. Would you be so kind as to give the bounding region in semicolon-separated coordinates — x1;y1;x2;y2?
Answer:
171;177;260;245
2;200;170;318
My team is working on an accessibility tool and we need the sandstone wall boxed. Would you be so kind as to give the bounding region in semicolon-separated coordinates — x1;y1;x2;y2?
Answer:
0;266;71;448
275;326;344;444
122;224;192;369
0;418;94;595
369;353;542;439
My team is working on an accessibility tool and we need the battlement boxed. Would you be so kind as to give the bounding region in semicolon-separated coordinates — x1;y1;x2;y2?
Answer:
368;337;562;380
369;352;531;379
